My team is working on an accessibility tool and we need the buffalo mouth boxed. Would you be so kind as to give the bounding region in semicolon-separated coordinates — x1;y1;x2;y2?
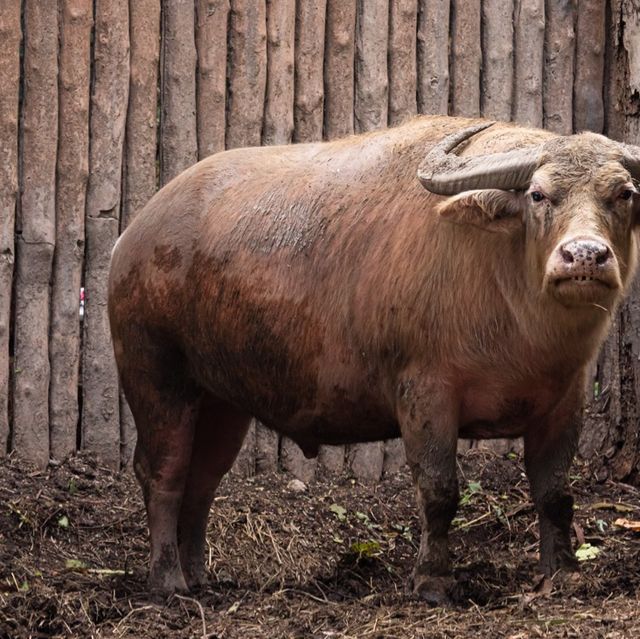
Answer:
548;274;619;305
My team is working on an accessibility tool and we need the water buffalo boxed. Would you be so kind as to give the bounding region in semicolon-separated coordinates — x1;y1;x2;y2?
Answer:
108;115;640;602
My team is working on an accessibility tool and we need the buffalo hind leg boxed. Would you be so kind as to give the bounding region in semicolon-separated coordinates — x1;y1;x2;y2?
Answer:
398;374;459;605
178;396;252;589
116;333;201;595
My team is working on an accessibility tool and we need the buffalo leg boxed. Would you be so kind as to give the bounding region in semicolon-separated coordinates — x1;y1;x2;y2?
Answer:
178;396;252;589
116;334;200;594
524;386;582;577
398;376;459;604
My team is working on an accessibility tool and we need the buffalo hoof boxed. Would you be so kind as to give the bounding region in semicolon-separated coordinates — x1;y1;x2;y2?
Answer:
412;574;455;607
148;570;190;599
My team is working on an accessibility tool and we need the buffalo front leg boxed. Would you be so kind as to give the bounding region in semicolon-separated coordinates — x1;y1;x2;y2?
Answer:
524;383;582;578
398;376;459;605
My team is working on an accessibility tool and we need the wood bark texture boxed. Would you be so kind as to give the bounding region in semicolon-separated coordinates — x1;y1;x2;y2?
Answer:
388;0;418;125
580;0;640;484
543;0;575;134
196;0;229;157
0;1;20;454
417;0;450;115
513;0;545;127
354;0;389;133
263;0;295;145
450;0;481;117
120;0;160;467
160;0;197;184
226;0;267;149
82;0;129;469
13;0;58;468
294;0;326;142
323;0;356;140
349;0;390;482
481;0;514;121
50;0;92;462
574;0;605;133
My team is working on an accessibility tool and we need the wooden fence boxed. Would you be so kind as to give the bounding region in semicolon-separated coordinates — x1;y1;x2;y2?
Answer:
1;1;639;482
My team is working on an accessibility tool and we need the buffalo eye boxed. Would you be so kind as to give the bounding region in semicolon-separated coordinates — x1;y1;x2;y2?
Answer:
530;191;545;203
619;189;634;201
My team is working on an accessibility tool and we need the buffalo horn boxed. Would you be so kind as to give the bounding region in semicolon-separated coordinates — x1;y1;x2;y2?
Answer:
418;123;543;195
620;143;640;182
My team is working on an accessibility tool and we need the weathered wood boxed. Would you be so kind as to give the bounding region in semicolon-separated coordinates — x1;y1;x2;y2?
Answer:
513;0;545;127
255;422;278;472
388;0;418;125
350;0;389;482
82;0;129;469
481;0;514;121
0;1;20;454
417;0;449;115
230;420;256;477
354;0;389;133
543;0;575;134
450;0;481;117
383;438;406;475
160;0;197;184
263;0;295;145
574;0;605;133
226;0;267;149
580;0;640;484
318;445;345;474
324;0;356;139
49;0;92;462
294;0;326;142
124;0;160;225
12;0;58;468
120;0;160;467
196;0;229;157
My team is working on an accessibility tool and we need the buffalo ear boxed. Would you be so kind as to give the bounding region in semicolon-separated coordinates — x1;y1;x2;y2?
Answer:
436;189;525;228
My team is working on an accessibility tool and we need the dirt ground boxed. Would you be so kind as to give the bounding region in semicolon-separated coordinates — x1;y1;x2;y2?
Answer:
0;448;639;639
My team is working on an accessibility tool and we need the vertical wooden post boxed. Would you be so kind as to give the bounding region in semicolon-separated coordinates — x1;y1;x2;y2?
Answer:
225;0;267;477
450;0;481;117
317;0;357;473
481;0;514;121
50;0;92;462
513;0;544;127
386;1;416;471
13;0;58;468
574;0;605;133
196;0;229;157
349;0;389;483
543;0;575;134
82;0;129;469
226;0;267;149
324;0;356;141
120;0;160;467
417;0;450;115
294;0;327;143
263;0;295;146
388;0;418;126
0;1;21;455
354;0;389;133
160;0;198;185
277;0;327;483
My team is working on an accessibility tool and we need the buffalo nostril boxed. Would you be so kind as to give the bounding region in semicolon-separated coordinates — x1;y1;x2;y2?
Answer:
560;247;575;264
595;246;611;265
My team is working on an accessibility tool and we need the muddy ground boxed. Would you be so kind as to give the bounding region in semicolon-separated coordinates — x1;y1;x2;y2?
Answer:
0;448;639;638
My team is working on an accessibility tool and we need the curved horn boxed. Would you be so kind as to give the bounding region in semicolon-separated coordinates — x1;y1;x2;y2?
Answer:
620;143;640;182
418;123;544;195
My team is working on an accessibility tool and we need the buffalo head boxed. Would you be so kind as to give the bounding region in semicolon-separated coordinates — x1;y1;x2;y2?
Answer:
418;123;640;310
